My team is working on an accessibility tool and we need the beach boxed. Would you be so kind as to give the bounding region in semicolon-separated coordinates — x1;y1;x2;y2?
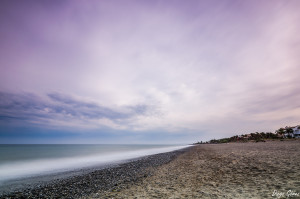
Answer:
0;147;188;199
93;140;300;199
1;140;300;198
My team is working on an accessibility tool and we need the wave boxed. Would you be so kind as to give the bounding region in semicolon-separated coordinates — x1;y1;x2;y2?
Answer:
0;145;189;182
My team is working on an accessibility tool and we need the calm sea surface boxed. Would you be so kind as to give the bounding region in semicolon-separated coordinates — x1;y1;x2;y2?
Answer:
0;144;188;183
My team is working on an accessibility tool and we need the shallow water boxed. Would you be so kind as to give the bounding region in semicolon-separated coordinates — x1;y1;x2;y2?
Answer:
0;144;188;183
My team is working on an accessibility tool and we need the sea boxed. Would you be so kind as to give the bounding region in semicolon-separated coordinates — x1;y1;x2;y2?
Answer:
0;144;188;192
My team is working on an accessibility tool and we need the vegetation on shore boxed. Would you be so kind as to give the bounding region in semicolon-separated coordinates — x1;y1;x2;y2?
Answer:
195;125;300;144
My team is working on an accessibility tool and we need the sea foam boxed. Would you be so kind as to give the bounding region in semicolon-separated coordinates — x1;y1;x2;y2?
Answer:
0;145;189;182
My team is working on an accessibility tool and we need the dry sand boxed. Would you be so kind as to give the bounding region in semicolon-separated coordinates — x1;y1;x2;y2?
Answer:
91;140;300;199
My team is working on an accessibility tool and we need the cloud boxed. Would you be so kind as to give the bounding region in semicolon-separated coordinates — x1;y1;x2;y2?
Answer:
0;0;300;143
47;93;130;119
0;92;155;130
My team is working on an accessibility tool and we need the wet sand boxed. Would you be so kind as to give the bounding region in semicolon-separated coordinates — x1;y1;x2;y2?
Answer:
93;140;300;199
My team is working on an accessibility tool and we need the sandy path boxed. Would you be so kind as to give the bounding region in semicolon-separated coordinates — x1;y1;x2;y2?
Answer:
92;140;300;199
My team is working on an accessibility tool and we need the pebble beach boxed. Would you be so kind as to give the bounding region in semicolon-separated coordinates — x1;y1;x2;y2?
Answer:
97;140;300;199
1;140;300;198
0;148;188;199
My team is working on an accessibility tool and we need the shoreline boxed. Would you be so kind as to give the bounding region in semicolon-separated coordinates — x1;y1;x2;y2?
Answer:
2;140;299;198
0;146;191;198
99;140;300;198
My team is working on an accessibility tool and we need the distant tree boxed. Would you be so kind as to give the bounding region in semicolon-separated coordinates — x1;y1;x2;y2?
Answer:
209;139;218;144
286;127;294;138
276;128;285;135
229;135;238;142
266;132;277;139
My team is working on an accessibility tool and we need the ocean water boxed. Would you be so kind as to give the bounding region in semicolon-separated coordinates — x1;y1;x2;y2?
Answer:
0;144;188;183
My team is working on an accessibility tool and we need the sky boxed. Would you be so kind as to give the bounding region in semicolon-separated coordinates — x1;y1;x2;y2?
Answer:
0;0;300;144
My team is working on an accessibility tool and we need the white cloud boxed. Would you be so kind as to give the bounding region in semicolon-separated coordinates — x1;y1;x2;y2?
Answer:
1;0;300;142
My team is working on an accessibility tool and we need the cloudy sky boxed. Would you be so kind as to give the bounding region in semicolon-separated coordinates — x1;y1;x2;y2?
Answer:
0;0;299;144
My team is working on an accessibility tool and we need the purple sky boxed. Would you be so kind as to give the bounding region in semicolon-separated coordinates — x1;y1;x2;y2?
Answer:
0;0;300;144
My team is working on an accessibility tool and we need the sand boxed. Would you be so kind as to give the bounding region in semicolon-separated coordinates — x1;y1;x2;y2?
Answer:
92;140;300;199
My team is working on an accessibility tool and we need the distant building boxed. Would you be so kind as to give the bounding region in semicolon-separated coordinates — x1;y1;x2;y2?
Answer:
284;125;300;138
292;126;300;138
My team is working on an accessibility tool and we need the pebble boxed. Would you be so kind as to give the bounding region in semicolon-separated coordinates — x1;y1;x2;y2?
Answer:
0;148;189;199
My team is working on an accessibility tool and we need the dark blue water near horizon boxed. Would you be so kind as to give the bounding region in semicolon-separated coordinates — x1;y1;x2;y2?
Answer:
0;144;175;163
